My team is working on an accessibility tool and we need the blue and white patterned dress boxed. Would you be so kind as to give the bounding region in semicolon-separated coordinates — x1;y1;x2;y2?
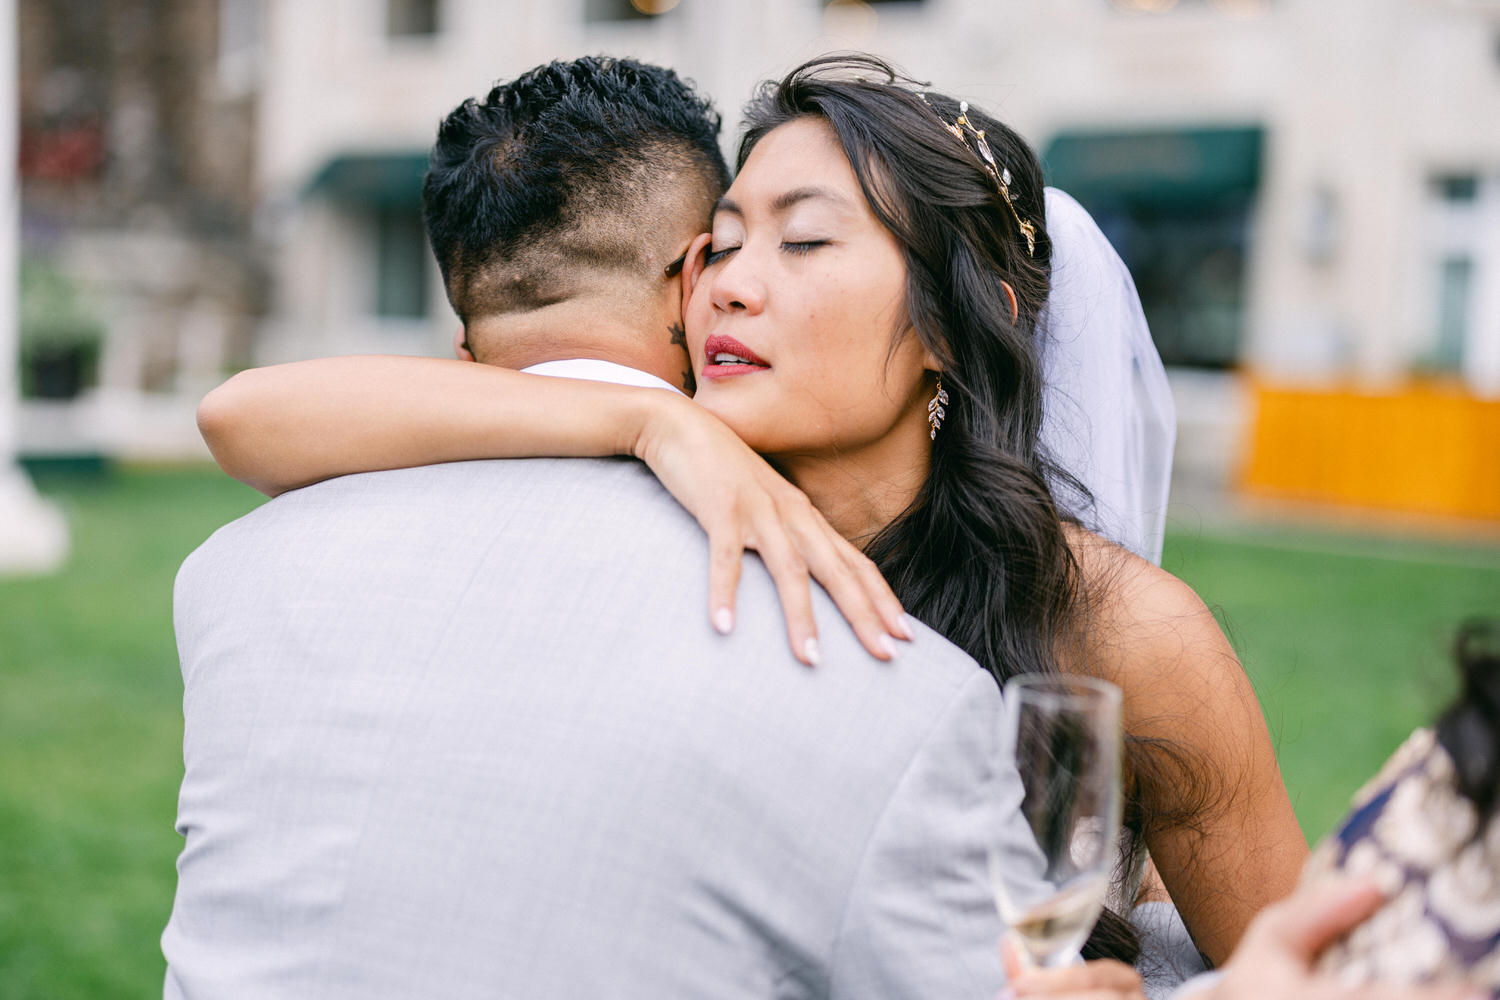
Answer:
1304;727;1500;994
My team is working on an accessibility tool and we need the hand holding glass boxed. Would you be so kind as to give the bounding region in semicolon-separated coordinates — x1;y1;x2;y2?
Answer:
988;673;1124;968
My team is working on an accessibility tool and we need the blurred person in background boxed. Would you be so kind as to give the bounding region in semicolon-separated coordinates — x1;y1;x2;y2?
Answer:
1301;620;1500;992
198;52;1304;989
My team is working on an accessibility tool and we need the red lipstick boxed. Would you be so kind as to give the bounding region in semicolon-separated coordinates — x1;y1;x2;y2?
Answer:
701;334;771;379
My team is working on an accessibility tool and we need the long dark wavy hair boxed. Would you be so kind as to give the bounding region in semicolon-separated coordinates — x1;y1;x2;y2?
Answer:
739;54;1146;962
1437;620;1500;828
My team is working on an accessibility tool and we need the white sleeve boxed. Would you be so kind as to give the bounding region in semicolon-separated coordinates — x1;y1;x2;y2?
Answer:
1038;188;1176;564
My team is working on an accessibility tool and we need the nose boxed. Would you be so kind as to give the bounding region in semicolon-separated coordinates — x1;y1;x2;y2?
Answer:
709;246;767;316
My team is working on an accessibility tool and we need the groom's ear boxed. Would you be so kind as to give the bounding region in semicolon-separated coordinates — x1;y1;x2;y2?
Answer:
453;326;476;363
680;232;715;306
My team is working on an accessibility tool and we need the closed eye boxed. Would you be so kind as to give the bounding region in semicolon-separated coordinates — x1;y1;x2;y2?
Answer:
704;245;739;266
782;240;827;256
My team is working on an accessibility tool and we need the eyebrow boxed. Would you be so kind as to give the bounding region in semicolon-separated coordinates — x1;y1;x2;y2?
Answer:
714;185;852;218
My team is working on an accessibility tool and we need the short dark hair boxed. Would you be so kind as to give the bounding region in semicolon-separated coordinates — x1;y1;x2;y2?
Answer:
423;56;731;324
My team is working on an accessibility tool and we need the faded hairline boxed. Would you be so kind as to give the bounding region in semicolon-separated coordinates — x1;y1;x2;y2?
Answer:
446;145;722;324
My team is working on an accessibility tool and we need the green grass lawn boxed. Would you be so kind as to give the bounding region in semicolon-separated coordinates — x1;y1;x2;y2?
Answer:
1;464;1496;997
0;467;263;999
1161;521;1500;839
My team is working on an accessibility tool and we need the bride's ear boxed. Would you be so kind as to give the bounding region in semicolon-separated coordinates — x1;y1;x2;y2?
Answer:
680;232;715;305
1000;281;1019;324
453;326;476;363
916;333;943;373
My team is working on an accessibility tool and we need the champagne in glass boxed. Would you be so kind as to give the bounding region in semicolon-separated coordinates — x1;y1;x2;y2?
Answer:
988;674;1124;968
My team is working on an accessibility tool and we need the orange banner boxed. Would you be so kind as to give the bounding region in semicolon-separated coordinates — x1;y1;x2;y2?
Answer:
1241;380;1500;521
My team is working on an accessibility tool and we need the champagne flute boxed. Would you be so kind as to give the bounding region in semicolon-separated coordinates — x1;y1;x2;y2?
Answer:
988;673;1124;969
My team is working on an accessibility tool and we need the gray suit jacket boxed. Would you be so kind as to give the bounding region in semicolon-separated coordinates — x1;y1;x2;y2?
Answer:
164;457;1028;999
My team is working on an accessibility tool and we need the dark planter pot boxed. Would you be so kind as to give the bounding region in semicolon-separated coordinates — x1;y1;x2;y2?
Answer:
22;344;97;399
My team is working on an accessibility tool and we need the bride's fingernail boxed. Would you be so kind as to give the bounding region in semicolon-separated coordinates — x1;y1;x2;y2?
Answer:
878;635;898;659
896;615;916;640
803;637;821;666
713;607;734;635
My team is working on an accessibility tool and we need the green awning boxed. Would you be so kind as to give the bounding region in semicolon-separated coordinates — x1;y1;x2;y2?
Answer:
1042;126;1263;207
305;152;429;208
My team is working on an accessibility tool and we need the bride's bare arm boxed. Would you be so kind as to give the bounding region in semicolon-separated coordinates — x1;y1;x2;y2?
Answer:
1064;530;1309;968
198;356;660;497
198;356;908;663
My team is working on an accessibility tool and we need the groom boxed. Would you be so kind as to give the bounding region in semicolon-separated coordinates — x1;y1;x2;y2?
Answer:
163;57;1169;997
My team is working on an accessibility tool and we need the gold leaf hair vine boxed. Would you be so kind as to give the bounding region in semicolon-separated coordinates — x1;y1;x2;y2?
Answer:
915;94;1036;257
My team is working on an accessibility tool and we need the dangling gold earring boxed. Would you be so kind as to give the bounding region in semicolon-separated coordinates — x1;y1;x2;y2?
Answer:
927;376;948;440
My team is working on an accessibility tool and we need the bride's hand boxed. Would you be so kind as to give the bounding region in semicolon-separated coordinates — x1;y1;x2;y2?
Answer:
632;393;912;666
1005;961;1145;1000
1001;937;1145;1000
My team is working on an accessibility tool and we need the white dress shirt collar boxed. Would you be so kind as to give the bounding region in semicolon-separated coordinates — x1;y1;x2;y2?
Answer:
520;359;685;395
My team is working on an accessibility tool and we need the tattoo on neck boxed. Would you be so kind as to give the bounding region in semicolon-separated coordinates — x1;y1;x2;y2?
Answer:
669;322;695;394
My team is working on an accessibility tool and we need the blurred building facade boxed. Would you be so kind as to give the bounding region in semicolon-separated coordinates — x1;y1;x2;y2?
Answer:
18;0;1500;517
2;0;67;572
17;0;263;460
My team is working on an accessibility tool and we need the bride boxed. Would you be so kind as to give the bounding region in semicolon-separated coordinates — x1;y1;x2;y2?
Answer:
198;54;1306;972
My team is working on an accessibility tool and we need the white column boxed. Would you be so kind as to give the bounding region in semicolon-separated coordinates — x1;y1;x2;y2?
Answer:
0;0;68;574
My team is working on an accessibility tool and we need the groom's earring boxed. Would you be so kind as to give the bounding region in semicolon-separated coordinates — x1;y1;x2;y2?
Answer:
927;376;949;440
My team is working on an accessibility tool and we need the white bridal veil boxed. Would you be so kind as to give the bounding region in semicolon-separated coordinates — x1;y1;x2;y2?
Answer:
1038;188;1176;565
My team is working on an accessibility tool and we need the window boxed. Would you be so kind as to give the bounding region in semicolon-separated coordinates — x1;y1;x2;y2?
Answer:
374;207;430;319
1433;256;1473;371
1110;206;1250;369
1042;127;1264;368
1422;171;1493;378
585;0;680;21
1434;174;1479;203
217;0;263;94
387;0;440;37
